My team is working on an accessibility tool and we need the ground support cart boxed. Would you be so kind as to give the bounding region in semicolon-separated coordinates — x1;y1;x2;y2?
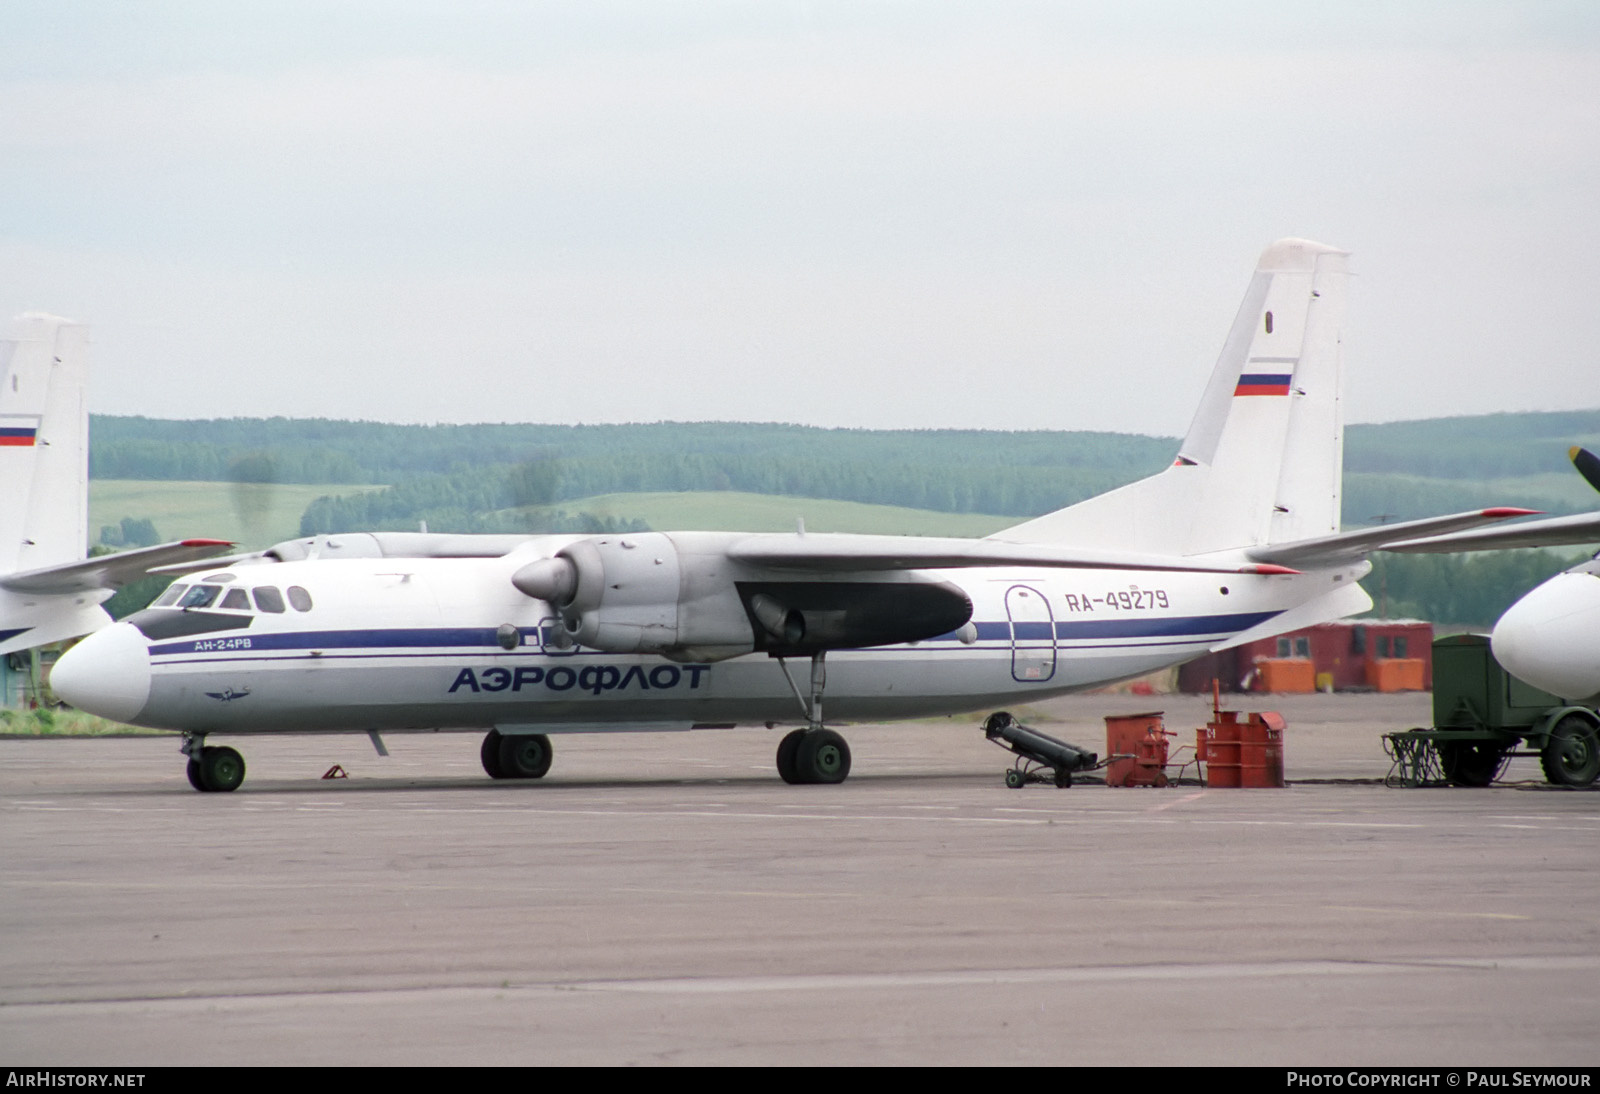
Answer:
1384;634;1600;788
983;711;1099;788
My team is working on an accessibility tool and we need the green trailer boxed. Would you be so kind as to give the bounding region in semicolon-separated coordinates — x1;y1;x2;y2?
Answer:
1385;633;1600;788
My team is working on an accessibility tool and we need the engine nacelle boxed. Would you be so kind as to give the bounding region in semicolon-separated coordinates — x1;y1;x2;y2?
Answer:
511;531;974;662
512;532;757;660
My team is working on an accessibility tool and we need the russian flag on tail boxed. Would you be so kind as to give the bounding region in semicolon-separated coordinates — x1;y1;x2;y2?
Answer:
0;426;38;447
1234;373;1292;397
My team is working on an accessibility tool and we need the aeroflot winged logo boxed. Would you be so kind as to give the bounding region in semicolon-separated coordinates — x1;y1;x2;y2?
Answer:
205;687;252;702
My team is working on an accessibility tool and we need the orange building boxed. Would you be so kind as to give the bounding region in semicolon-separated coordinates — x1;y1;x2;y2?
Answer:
1177;619;1434;694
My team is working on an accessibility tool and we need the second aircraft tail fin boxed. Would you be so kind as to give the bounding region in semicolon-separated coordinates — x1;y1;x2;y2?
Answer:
0;314;90;577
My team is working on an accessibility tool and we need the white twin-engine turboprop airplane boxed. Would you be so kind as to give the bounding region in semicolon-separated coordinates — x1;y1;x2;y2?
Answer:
49;240;1548;792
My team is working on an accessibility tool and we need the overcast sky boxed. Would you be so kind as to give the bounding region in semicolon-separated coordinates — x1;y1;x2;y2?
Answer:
2;2;1596;435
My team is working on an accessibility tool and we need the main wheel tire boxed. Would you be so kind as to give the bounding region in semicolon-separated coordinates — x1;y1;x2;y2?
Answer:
480;730;507;778
498;733;553;779
186;758;206;791
197;746;245;792
795;729;851;785
1004;769;1024;789
1053;768;1073;789
776;728;808;784
1439;741;1505;787
1541;716;1600;787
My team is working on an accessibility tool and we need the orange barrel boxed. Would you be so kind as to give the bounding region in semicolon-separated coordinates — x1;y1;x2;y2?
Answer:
1204;710;1242;788
1237;711;1286;788
1105;712;1167;787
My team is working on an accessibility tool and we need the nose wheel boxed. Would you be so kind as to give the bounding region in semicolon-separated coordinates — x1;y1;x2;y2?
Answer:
182;736;246;792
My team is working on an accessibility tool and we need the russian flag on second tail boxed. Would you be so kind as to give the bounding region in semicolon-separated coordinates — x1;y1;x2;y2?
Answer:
0;419;40;446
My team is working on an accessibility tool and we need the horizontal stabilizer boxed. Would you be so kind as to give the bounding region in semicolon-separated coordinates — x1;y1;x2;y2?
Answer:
0;539;234;595
1381;511;1600;554
1245;509;1539;568
729;533;1297;575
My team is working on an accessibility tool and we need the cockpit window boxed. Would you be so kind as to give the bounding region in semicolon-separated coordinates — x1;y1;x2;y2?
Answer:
252;586;286;613
219;588;251;611
178;585;221;609
153;584;189;608
287;586;314;612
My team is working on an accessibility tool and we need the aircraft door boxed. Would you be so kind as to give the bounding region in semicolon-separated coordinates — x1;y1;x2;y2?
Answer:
1006;584;1056;683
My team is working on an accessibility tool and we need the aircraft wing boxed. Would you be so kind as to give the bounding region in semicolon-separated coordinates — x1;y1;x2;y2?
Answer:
728;533;1297;574
1379;511;1600;554
1244;508;1540;568
0;539;234;595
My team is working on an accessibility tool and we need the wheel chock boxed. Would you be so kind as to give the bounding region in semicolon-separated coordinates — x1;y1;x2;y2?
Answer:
321;764;349;780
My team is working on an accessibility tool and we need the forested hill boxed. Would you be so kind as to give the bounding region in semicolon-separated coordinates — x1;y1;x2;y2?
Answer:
89;409;1600;533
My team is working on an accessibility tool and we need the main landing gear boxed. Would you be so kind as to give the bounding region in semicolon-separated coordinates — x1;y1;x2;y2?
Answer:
774;652;853;785
480;728;554;780
182;734;246;793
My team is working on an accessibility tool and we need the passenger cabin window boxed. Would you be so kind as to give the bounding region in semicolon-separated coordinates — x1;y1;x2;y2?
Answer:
153;584;189;608
253;587;286;613
287;586;314;612
178;585;221;609
219;588;251;611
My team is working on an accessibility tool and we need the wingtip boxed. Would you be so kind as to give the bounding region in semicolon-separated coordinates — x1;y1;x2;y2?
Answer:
1482;508;1542;519
1247;563;1302;576
180;539;235;547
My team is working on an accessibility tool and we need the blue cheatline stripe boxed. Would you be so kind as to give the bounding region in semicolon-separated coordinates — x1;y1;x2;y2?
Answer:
0;627;31;643
926;610;1282;645
150;626;505;657
148;611;1285;659
1057;611;1278;639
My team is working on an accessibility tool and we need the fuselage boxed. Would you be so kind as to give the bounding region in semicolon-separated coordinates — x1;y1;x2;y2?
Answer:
52;543;1356;736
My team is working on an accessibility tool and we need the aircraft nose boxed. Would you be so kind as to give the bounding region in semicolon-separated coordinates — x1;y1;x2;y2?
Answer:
1491;572;1600;703
50;622;152;723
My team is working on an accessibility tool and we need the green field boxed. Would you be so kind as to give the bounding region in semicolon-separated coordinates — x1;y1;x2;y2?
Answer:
515;491;1016;536
89;481;385;549
90;481;1018;545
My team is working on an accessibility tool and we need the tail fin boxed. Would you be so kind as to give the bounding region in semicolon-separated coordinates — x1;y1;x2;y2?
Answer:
995;239;1349;556
0;314;90;576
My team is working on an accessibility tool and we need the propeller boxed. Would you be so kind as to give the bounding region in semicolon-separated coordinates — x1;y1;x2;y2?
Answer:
1571;446;1600;495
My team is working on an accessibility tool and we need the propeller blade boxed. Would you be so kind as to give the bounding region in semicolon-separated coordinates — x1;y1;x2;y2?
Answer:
1571;446;1600;495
